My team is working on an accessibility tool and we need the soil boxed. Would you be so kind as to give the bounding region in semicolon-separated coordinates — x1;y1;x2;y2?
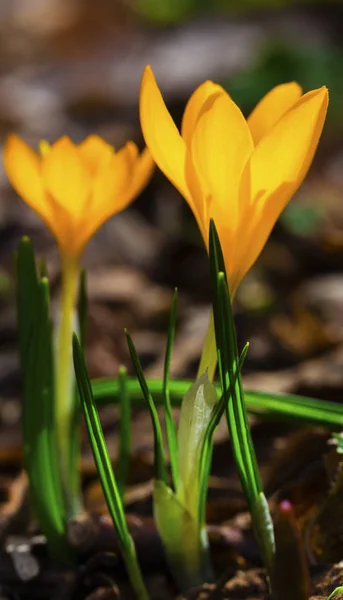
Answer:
1;1;343;598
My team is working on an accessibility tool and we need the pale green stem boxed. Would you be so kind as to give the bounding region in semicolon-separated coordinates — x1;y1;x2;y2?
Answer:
55;255;80;515
198;284;238;382
197;312;217;381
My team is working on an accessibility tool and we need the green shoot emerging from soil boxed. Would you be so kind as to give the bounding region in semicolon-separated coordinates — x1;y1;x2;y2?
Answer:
209;219;275;572
16;238;69;560
125;286;233;591
73;334;149;600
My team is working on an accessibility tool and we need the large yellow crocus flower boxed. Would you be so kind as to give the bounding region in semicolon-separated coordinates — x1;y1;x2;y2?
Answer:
140;66;328;296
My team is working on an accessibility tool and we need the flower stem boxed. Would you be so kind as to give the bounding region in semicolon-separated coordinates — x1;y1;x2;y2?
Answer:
197;312;217;381
56;255;80;516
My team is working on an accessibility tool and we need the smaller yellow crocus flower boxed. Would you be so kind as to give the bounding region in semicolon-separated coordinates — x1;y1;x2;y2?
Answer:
139;66;328;296
3;133;154;514
4;134;154;259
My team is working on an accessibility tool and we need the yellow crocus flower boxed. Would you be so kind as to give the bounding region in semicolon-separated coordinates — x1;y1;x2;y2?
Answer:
140;65;328;295
3;133;154;512
4;134;154;259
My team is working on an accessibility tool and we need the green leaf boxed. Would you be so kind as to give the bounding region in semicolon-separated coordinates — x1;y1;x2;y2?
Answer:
209;219;226;280
197;313;217;381
92;377;343;430
72;335;149;600
209;219;274;570
16;237;38;369
328;587;343;600
162;289;179;490
73;335;127;539
154;479;212;590
251;492;275;571
198;342;249;528
117;365;131;500
197;395;225;528
77;269;87;350
16;238;68;559
213;267;262;503
125;330;168;484
67;268;88;515
177;372;218;520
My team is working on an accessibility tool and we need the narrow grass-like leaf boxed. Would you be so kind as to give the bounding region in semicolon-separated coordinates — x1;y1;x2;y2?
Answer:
162;288;179;490
73;335;127;537
328;588;343;600
16;237;38;367
77;269;87;350
92;378;343;429
125;330;168;484
209;219;226;277
239;342;250;368
196;220;227;382
16;238;67;558
197;342;250;528
219;272;262;503
212;269;249;497
197;395;225;528
67;269;88;515
251;492;275;572
209;218;262;504
209;220;274;569
72;335;149;600
117;365;131;500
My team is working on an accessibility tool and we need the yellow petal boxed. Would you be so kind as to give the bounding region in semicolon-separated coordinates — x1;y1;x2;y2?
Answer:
41;136;92;217
232;86;328;289
48;197;80;256
140;65;191;202
92;141;137;214
129;147;155;200
247;82;303;145
3;134;50;223
77;142;137;251
248;86;328;214
181;80;223;148
191;91;253;224
78;135;114;175
140;65;206;233
39;139;51;157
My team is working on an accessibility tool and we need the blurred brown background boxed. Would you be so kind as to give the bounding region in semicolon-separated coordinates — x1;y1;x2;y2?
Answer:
1;0;343;408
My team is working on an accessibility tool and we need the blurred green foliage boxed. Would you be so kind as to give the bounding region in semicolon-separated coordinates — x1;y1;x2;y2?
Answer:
225;42;343;130
0;268;12;298
135;0;340;24
280;204;324;237
135;0;196;23
134;0;343;133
